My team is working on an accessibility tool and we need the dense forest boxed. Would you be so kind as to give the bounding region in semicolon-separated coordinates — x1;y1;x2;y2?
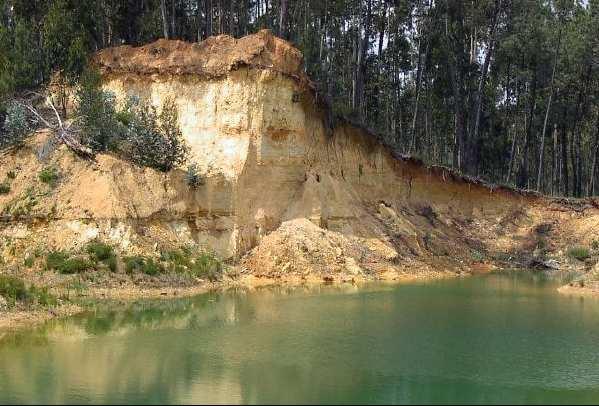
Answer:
0;0;598;196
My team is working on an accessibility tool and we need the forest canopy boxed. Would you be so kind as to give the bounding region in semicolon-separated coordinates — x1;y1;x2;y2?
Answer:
0;0;598;196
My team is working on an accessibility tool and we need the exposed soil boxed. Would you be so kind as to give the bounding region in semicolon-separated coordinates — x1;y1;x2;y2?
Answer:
3;31;599;332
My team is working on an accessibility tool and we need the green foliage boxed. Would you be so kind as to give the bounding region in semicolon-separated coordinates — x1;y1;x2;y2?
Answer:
0;183;9;195
567;246;590;261
124;256;164;276
75;69;122;152
24;255;35;268
86;241;114;262
1;101;31;149
39;167;59;186
6;171;16;180
0;274;29;304
190;252;224;282
185;163;204;189
0;274;56;307
471;250;485;263
161;248;192;273
42;0;92;82
86;240;117;272
159;247;224;281
75;78;188;172
46;251;94;274
119;97;188;172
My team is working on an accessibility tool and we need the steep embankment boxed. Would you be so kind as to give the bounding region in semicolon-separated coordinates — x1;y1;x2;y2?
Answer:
2;30;599;303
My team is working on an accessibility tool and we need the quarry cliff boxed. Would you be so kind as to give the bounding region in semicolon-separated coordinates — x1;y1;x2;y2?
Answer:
2;30;599;294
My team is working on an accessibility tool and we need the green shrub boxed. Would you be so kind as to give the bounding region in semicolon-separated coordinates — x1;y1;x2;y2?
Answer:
46;251;69;269
119;97;188;172
39;167;59;185
161;248;192;273
567;246;590;261
86;241;118;272
0;102;31;149
124;256;163;276
190;252;224;282
471;250;485;262
57;258;94;274
28;285;57;306
76;69;122;152
0;275;30;304
185;163;204;189
0;183;9;194
0;275;57;307
46;251;93;274
24;255;35;268
86;241;114;262
6;171;16;179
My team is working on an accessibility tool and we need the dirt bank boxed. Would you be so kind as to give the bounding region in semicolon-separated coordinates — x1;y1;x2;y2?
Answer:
2;30;599;332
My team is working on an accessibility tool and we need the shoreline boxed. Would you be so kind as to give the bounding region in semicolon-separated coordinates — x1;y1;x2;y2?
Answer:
3;265;592;334
0;269;460;333
557;284;599;297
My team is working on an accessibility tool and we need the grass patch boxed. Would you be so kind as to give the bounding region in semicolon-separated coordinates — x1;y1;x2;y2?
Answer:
124;256;164;276
0;183;9;195
190;252;224;281
24;255;35;268
567;246;590;261
46;251;94;274
6;171;16;180
86;241;117;272
39;167;59;186
0;275;57;307
471;250;485;262
160;247;193;273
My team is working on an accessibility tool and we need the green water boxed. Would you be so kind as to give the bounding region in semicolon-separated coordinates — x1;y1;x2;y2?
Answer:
2;271;599;404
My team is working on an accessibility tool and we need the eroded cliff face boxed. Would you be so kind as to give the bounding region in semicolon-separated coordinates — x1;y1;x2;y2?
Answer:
2;30;599;283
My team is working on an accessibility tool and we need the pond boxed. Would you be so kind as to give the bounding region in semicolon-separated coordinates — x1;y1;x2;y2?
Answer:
1;271;599;404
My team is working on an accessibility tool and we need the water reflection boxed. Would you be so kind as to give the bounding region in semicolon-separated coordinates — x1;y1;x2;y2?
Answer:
1;273;599;404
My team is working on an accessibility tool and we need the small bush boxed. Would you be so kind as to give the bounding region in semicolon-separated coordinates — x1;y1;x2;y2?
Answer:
24;255;35;268
6;171;16;179
86;241;117;272
28;285;57;306
119;97;188;172
185;163;204;189
471;250;485;262
0;102;32;149
190;252;224;281
124;256;164;276
0;183;9;194
76;69;122;152
161;248;192;273
46;251;93;274
39;167;59;186
0;275;57;307
0;275;30;304
567;246;590;261
86;241;114;261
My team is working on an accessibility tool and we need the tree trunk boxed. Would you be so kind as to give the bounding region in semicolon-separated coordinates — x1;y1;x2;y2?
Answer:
171;0;176;38
518;65;537;189
206;0;212;37
352;0;372;121
279;0;288;39
589;116;599;196
470;0;502;173
160;0;170;39
446;0;468;171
